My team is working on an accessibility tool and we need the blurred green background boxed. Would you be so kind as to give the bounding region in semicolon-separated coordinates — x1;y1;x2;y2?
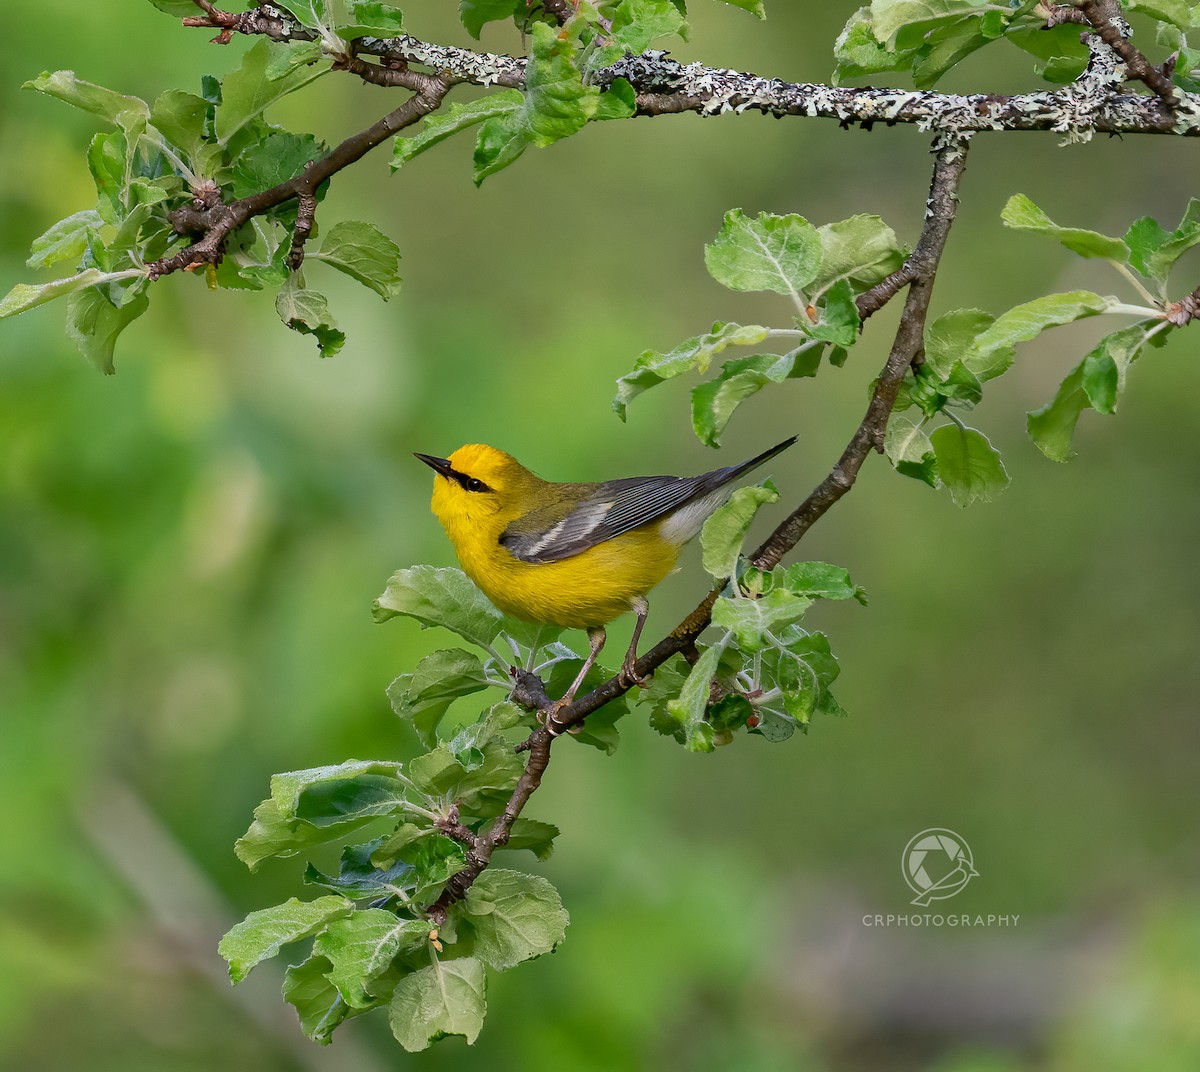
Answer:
3;3;1199;1070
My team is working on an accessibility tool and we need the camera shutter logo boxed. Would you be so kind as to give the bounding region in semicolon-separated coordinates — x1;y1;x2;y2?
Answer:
902;828;979;906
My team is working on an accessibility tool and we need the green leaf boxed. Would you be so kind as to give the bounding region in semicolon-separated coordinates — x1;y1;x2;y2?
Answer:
614;321;770;420
229;130;323;199
884;413;938;486
460;0;522;38
265;40;324;80
911;16;989;89
812;214;903;292
406;742;525;818
712;589;813;651
497;818;560;861
1126;0;1194;30
1001;193;1129;261
275;761;408;820
924;307;995;379
219;896;352;983
388;956;486;1052
373;566;506;651
1027;325;1148;460
86;131;127;223
283;955;351;1044
399;834;469;903
388;649;495;748
869;0;991;45
294;773;412;829
755;627;844;735
216;40;328;146
690;347;819;447
313;910;429;1008
700;480;779;580
1027;362;1087;462
472;22;633;184
371;824;471;901
448;700;524;769
834;8;921;82
610;0;688;52
149;89;216;170
639;654;692;742
929;423;1009;506
929;360;983;410
26;210;106;270
1006;23;1089;83
275;282;345;357
275;0;329;31
0;269;134;320
460;869;569;971
23;70;148;123
1124;200;1200;282
805;279;859;345
663;638;728;753
234;761;407;868
312;220;402;300
392;91;523;169
304;838;413;897
1081;347;1119;415
704;209;822;298
770;561;867;604
342;1;406;38
964;290;1110;381
235;797;363;871
65;284;150;375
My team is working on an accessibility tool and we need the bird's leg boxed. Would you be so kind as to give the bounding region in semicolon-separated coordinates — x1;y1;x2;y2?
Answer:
544;626;606;736
618;596;651;689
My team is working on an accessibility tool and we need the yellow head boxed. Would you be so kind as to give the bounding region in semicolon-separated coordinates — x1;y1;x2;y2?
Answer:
415;444;538;537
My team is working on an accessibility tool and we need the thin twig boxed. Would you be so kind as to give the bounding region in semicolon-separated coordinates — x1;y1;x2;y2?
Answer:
1076;0;1179;109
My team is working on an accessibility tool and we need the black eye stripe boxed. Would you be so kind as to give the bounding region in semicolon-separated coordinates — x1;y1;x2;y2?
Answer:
449;470;490;493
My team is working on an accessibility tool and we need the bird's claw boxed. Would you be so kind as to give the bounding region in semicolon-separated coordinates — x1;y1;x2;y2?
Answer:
541;700;583;737
618;658;651;690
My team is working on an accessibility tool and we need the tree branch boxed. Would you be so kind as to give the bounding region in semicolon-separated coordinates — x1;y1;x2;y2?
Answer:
147;78;450;280
420;134;973;924
178;4;1200;137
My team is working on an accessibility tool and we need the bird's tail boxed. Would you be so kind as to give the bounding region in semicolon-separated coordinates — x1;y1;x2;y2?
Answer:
720;434;799;486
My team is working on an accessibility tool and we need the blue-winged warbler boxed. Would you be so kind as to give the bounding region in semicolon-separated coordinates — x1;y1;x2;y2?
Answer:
416;435;796;724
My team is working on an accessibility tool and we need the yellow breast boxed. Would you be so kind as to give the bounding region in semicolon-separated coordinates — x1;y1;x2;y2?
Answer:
454;524;678;629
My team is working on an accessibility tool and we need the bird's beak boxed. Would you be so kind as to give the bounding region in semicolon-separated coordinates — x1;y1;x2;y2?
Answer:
414;452;454;478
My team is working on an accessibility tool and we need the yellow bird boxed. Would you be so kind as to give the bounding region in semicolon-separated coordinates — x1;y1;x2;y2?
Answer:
415;435;797;726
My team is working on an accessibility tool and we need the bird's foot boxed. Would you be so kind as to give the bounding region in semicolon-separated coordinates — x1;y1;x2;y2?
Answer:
617;656;651;690
541;700;583;737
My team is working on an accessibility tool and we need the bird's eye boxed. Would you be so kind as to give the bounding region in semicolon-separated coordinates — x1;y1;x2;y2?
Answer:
463;477;485;493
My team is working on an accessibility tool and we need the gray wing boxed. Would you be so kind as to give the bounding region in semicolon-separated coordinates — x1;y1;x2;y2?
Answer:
500;435;797;565
500;472;733;564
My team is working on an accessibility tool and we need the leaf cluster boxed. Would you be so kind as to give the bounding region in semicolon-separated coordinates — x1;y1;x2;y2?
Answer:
614;209;905;445
3;29;404;366
834;0;1200;89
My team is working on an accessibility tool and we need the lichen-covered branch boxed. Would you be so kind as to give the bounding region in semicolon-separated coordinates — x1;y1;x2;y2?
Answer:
180;4;1200;137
